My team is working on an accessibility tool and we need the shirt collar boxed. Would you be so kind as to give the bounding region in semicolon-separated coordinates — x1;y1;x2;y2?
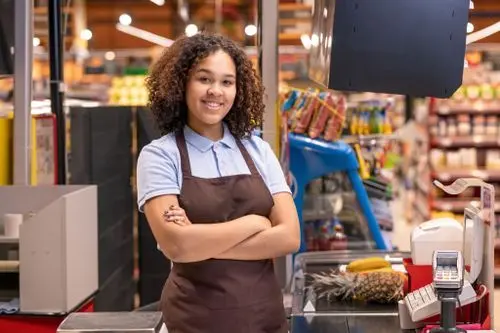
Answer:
184;122;237;152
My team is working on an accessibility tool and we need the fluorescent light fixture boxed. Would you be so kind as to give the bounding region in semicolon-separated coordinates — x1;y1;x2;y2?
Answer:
469;1;474;9
466;21;500;45
150;0;165;5
119;13;132;26
116;23;174;47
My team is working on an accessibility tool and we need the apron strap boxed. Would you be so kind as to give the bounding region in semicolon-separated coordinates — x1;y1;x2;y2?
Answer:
175;130;192;176
235;139;259;175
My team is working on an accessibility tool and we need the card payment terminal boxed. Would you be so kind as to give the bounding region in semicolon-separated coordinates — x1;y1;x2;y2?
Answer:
432;250;464;294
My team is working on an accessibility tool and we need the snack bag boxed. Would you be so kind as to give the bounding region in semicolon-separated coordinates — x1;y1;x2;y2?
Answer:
309;93;334;139
289;93;307;131
294;94;319;134
324;95;346;141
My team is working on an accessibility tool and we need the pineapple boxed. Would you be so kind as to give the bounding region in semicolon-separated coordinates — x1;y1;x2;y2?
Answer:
309;270;405;304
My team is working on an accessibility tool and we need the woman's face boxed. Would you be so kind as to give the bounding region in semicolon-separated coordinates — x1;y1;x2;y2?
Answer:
185;50;237;130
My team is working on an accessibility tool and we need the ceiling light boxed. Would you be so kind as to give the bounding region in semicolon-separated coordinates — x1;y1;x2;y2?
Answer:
467;22;474;33
80;29;92;41
466;21;500;44
185;24;198;37
300;34;311;50
150;0;165;5
119;14;132;26
244;24;257;37
116;23;174;47
105;51;116;61
469;1;474;9
33;37;40;47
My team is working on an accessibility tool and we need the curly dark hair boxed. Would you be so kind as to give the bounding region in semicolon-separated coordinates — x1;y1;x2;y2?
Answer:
145;32;265;139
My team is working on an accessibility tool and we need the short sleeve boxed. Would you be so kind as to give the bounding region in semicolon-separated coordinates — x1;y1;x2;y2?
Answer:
136;143;180;212
262;141;291;195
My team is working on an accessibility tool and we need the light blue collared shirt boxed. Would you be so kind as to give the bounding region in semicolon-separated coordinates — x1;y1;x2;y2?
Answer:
136;123;291;212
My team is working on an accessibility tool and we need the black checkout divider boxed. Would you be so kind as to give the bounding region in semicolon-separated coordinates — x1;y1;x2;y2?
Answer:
68;106;136;311
69;105;172;310
135;107;172;307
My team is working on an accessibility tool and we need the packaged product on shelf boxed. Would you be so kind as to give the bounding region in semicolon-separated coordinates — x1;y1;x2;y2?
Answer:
452;85;466;101
466;84;481;100
429;116;439;136
291;91;318;134
324;95;346;141
330;223;347;250
472;115;486;135
438;118;447;136
446;151;461;169
284;88;346;142
429;149;445;170
486;116;497;136
457;114;471;136
308;93;334;139
486;150;500;169
447;117;457;136
305;219;348;252
481;83;495;100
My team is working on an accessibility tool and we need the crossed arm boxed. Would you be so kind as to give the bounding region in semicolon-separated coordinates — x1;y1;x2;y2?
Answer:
143;192;300;263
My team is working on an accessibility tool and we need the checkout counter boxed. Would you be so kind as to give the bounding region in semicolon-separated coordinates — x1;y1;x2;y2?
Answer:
52;177;496;333
287;178;496;333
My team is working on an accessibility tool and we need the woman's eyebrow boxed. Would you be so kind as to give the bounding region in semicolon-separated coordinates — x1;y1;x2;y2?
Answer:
196;68;235;78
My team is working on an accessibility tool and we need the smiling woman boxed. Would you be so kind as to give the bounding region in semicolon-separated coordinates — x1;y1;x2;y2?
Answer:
137;32;300;333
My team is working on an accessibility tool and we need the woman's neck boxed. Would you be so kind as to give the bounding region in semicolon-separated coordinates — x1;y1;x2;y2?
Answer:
187;121;224;141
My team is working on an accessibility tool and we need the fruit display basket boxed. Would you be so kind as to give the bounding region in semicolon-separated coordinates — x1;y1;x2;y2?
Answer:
289;250;410;333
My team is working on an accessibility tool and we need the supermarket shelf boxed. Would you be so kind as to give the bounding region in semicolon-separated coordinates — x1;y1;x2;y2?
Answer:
431;135;500;148
433;169;500;182
279;3;312;11
436;101;500;115
431;199;500;212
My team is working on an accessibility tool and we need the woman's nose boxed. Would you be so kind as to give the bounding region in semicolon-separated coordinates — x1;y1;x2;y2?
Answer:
207;84;223;96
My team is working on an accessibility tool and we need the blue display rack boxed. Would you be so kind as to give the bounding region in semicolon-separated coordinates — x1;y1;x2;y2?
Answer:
288;133;391;252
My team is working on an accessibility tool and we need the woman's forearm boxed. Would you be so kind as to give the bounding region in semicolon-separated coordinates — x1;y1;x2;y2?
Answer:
167;214;269;263
214;225;300;260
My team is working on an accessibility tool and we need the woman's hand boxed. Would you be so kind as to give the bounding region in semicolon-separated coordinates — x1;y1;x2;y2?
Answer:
163;205;192;226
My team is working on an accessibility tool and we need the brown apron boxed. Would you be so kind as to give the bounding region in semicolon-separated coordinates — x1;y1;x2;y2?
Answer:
160;130;288;333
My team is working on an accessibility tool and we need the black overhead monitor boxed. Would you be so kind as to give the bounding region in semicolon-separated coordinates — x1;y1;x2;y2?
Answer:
0;0;14;77
308;0;470;98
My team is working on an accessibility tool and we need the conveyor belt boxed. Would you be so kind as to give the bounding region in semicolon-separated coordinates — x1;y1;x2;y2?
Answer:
290;251;410;333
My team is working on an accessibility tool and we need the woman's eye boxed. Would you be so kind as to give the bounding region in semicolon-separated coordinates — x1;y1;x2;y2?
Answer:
223;80;234;86
199;77;210;83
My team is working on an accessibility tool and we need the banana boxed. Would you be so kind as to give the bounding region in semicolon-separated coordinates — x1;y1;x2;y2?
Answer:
346;257;391;273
